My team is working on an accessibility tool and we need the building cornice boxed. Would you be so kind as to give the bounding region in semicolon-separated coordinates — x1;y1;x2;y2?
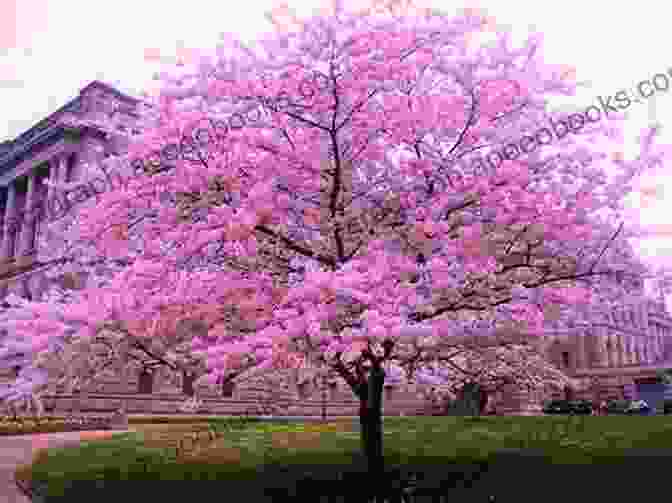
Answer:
0;81;149;171
0;125;107;176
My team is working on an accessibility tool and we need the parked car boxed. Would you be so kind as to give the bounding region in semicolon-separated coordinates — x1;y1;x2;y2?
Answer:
605;399;631;414
543;400;570;414
606;399;652;415
542;399;592;415
625;399;651;415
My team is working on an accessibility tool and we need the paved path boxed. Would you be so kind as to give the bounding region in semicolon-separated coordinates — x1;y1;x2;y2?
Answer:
0;417;359;501
0;429;134;502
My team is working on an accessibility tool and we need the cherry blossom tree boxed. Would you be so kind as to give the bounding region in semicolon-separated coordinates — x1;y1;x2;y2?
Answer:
1;0;671;485
410;342;581;415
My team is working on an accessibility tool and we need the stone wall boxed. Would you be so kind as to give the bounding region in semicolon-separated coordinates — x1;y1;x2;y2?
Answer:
33;392;425;417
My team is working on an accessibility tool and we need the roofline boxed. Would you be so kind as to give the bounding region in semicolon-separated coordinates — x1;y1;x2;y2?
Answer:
0;80;155;167
3;80;152;146
78;80;143;104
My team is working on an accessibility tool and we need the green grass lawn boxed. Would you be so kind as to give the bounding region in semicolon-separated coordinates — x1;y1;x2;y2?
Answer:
17;415;672;502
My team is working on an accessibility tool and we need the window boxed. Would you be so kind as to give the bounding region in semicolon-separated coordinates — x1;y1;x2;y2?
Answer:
182;370;196;397
562;351;570;368
138;368;154;394
297;381;310;399
563;385;574;401
221;379;235;398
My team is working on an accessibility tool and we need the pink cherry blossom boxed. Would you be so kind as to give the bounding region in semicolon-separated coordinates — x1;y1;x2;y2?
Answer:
1;0;670;480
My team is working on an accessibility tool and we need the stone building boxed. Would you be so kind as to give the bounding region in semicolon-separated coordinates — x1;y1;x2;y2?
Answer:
498;297;672;414
0;80;146;300
1;80;672;415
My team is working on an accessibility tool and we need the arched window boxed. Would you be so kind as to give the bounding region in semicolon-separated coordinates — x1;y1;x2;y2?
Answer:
297;381;310;399
138;368;154;394
562;351;570;368
564;385;575;401
327;380;338;400
182;370;196;397
221;379;235;398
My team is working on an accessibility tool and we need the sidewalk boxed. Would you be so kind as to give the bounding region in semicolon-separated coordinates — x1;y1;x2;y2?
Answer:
0;429;134;502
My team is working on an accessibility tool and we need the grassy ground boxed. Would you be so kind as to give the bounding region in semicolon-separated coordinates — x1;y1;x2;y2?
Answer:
16;415;672;502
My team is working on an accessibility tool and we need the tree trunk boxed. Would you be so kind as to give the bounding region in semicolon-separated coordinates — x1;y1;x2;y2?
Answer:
359;366;385;478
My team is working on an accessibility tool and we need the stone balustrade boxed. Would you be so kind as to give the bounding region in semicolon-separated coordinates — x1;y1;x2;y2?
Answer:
37;392;358;416
32;392;437;417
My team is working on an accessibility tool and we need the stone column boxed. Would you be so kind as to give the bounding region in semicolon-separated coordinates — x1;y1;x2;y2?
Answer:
605;335;613;367
637;304;643;329
576;332;586;370
59;154;69;183
610;334;618;367
616;335;624;367
646;337;653;365
602;329;611;367
1;181;17;262
623;335;632;365
653;334;658;362
645;338;650;364
46;158;59;202
19;171;36;256
0;192;5;267
644;336;650;364
637;338;643;365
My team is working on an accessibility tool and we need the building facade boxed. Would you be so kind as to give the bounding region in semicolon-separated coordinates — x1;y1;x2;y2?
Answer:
506;298;672;414
1;81;672;415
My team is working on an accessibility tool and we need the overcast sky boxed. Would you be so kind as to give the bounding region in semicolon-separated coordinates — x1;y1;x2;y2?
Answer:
2;0;672;306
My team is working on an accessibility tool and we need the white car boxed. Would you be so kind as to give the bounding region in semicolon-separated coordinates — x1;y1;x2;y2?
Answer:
626;400;651;414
